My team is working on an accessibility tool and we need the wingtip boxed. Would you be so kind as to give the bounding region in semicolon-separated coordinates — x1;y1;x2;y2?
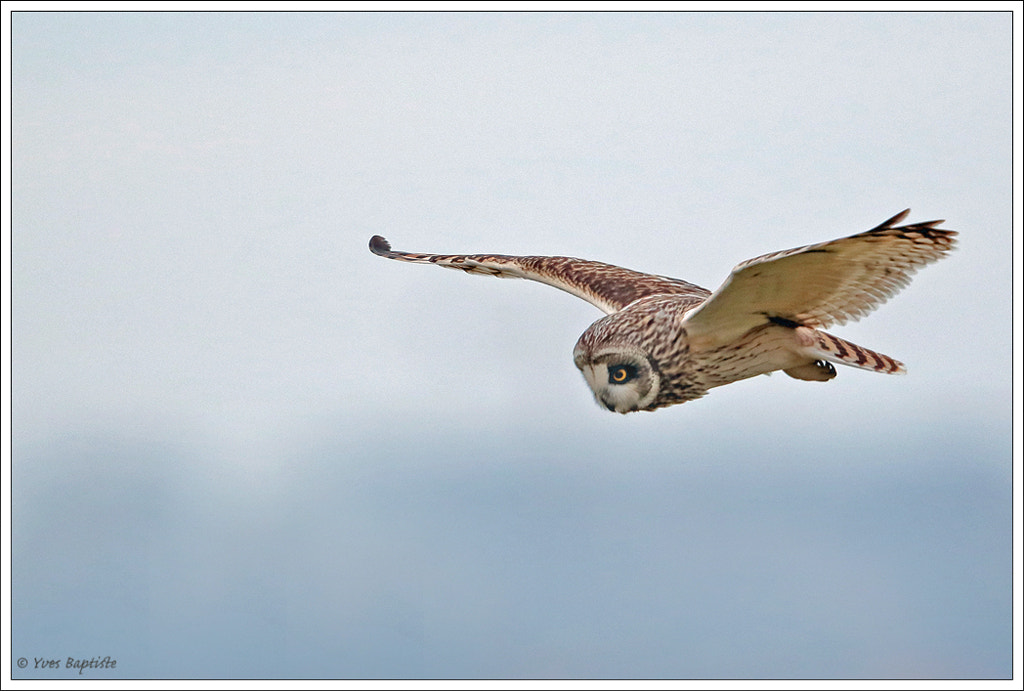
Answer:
881;208;912;228
369;235;391;255
871;209;953;238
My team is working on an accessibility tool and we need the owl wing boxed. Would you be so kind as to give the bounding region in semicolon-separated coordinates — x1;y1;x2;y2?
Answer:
681;209;957;346
369;235;711;315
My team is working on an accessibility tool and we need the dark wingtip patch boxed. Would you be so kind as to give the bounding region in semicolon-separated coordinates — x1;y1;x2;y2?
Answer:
369;235;391;255
867;208;910;231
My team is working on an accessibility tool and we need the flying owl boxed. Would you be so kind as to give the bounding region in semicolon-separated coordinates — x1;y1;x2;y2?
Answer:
369;209;956;413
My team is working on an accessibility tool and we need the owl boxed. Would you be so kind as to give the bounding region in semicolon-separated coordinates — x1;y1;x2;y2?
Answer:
369;209;956;413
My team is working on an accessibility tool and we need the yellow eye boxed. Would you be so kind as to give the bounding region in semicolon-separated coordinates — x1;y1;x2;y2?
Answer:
609;365;636;384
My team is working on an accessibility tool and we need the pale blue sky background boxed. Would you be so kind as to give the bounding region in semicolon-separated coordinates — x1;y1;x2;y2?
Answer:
11;10;1014;680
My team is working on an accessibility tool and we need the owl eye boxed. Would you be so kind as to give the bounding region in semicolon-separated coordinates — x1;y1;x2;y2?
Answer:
609;364;638;384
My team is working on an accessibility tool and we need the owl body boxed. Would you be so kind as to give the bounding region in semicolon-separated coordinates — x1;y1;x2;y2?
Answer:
369;210;956;413
572;296;845;412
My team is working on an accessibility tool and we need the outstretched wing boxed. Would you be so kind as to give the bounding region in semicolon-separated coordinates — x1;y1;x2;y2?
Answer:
369;235;710;315
681;209;957;346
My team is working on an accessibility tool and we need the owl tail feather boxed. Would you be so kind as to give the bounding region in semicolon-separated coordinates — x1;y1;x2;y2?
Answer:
798;328;906;376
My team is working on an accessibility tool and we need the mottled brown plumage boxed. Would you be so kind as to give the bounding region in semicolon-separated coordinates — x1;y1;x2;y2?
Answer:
369;209;956;413
368;235;710;315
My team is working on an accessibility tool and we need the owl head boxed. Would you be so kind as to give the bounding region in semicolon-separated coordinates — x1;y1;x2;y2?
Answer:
572;297;706;413
573;341;660;413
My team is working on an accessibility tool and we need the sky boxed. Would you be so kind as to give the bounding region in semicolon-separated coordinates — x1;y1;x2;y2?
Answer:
8;8;1018;682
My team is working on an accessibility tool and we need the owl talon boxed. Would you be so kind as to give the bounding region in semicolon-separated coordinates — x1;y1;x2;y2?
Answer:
783;360;837;381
